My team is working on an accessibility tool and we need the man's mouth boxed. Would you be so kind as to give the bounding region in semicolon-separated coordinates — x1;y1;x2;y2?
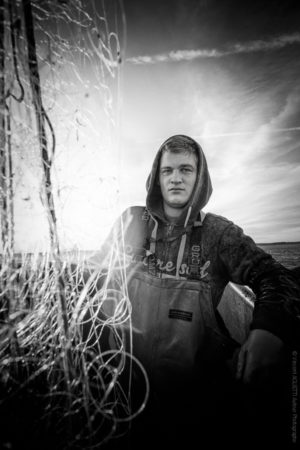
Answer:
169;188;184;192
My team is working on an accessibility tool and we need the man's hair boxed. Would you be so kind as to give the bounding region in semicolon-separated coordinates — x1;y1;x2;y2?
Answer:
161;136;198;161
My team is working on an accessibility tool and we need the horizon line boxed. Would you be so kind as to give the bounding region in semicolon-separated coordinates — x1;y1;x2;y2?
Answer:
1;240;299;255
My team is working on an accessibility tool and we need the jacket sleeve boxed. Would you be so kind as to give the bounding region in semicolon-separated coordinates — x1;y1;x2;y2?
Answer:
85;207;142;272
218;223;300;348
63;211;127;291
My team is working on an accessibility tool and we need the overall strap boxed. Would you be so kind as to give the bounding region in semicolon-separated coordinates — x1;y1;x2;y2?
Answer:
187;212;234;338
188;212;207;279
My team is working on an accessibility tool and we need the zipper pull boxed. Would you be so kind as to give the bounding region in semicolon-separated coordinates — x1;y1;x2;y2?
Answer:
166;223;174;237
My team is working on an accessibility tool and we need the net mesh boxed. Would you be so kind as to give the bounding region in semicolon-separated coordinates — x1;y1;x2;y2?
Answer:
0;1;148;448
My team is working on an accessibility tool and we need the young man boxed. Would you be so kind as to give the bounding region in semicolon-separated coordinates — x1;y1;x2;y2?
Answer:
92;134;300;448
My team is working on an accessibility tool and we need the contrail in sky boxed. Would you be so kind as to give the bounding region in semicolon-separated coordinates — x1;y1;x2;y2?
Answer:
126;33;300;65
135;127;300;145
195;127;300;139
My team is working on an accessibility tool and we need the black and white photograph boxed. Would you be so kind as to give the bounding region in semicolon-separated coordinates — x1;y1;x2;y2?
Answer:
0;1;300;449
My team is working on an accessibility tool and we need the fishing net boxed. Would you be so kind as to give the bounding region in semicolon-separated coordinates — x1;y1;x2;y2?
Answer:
0;1;149;448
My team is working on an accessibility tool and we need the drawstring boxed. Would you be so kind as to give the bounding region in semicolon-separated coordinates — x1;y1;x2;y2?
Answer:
200;210;206;223
176;206;192;279
184;205;192;228
148;216;158;255
175;234;187;278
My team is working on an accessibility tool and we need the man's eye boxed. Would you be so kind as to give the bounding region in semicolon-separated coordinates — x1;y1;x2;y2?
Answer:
182;168;192;173
162;169;171;174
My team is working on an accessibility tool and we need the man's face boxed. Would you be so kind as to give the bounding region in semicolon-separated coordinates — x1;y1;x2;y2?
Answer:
159;151;198;210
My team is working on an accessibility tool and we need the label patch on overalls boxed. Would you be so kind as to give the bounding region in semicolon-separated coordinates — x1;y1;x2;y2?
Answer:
168;309;193;322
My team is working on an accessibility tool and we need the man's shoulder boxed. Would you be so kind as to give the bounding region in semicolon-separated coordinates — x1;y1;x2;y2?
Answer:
121;205;148;221
203;212;234;229
120;206;149;248
119;206;151;230
201;212;243;242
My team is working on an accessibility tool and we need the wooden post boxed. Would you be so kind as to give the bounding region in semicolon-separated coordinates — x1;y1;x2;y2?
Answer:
0;0;8;252
22;0;70;345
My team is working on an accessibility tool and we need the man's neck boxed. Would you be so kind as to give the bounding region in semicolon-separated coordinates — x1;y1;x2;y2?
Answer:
163;204;184;223
164;213;179;223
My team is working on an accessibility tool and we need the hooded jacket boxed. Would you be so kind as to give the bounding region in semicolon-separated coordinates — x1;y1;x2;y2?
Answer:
101;135;300;348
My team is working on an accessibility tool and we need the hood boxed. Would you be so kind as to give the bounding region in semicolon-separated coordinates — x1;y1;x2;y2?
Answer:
146;135;212;225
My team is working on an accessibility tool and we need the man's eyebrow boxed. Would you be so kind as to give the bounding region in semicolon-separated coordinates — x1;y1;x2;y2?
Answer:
179;164;195;168
161;163;194;169
159;165;171;171
160;164;195;169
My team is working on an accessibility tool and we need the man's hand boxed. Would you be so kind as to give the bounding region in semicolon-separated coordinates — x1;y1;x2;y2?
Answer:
236;329;285;387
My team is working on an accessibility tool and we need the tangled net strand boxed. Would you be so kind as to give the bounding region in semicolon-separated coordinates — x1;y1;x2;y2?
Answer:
0;1;149;448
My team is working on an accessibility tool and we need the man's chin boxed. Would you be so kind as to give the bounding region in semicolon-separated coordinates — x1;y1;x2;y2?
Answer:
166;200;188;209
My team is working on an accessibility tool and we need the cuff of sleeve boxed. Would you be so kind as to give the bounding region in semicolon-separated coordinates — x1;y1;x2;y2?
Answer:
250;304;300;348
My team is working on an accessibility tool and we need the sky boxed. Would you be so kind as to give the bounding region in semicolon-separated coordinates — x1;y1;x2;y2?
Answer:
118;0;300;244
5;0;300;251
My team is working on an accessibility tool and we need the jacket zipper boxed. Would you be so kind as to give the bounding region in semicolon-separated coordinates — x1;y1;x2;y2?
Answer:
166;223;174;237
162;223;174;272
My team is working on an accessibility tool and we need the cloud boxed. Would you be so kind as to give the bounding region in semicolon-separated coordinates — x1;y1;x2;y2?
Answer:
126;32;300;65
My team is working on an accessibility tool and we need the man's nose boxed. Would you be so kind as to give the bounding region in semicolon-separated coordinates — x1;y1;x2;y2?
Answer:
170;170;182;183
